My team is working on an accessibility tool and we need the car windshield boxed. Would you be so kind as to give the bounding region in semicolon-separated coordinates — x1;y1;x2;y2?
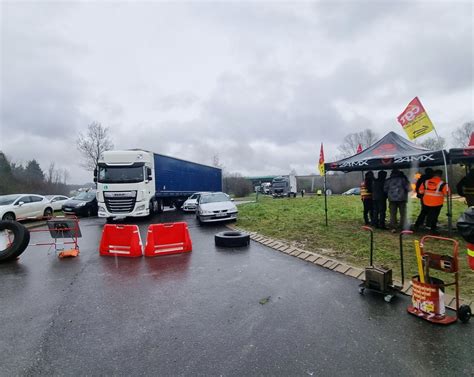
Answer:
189;194;198;200
98;165;144;183
200;193;230;204
0;194;21;206
73;191;96;201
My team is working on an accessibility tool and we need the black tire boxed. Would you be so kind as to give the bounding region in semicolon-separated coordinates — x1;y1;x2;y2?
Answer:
149;199;158;215
2;212;16;221
43;207;53;218
157;199;164;214
0;220;30;263
459;305;471;323
215;231;250;247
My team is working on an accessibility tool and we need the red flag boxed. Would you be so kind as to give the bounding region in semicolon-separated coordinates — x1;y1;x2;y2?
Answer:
469;132;474;147
318;143;325;175
357;144;362;153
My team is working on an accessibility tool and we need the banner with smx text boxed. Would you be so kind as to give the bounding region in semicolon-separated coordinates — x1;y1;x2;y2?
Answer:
397;97;434;140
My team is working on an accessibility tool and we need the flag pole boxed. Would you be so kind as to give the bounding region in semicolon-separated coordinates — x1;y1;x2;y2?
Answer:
324;170;328;226
433;127;452;236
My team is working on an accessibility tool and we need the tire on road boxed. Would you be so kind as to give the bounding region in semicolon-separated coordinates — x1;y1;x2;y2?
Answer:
215;231;250;248
0;220;30;263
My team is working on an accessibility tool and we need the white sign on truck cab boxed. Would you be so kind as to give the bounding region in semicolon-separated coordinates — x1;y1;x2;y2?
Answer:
96;150;156;219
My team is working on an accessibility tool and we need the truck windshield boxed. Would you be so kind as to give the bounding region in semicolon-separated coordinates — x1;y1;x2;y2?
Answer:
98;165;144;183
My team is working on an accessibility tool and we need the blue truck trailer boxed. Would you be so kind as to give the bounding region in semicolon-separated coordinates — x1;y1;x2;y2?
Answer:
95;150;222;218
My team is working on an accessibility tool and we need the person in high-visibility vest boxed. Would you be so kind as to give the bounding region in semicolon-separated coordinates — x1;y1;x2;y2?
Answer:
456;169;474;207
413;168;433;230
360;171;374;225
418;169;449;234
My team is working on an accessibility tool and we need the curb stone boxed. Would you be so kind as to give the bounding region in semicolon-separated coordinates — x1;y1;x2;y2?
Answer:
226;224;471;310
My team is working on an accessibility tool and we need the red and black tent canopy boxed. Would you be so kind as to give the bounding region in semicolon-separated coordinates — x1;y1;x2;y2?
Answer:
325;131;446;172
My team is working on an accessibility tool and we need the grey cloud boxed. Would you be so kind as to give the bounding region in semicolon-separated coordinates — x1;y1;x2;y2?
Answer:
1;3;87;139
155;93;199;111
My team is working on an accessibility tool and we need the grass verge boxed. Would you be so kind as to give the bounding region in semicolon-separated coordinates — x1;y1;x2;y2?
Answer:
236;195;474;302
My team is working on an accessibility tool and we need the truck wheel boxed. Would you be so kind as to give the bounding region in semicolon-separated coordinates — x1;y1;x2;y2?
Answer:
0;221;30;263
215;231;250;247
157;199;164;214
150;199;158;215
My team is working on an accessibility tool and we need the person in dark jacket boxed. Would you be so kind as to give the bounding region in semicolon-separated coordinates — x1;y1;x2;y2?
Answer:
371;170;387;229
457;170;474;207
384;169;410;232
360;171;374;225
413;168;433;230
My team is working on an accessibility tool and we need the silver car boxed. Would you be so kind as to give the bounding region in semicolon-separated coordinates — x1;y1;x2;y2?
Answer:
196;192;238;223
182;192;208;212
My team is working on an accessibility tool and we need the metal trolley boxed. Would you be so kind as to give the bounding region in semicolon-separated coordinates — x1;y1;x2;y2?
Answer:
407;235;471;324
358;226;412;303
28;216;82;256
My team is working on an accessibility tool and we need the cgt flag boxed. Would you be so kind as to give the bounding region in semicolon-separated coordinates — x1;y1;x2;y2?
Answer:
357;143;362;153
319;143;325;176
397;97;434;140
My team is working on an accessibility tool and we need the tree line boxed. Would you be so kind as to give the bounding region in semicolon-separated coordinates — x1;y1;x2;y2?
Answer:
0;152;72;195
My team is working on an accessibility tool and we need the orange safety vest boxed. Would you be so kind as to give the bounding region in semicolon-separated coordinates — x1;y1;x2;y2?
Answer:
360;181;372;200
419;177;448;206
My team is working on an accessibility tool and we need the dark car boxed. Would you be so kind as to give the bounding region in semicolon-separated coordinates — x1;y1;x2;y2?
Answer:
62;190;98;217
341;187;361;195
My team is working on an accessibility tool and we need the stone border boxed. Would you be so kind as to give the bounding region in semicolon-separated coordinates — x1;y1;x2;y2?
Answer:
227;225;473;310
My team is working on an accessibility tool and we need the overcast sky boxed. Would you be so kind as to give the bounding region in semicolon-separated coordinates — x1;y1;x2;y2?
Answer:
1;0;473;184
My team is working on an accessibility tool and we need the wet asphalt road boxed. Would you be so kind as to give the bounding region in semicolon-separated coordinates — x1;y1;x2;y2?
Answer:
1;210;472;376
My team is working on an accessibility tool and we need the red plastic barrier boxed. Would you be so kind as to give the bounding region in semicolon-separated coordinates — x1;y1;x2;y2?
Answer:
99;224;143;258
144;222;192;257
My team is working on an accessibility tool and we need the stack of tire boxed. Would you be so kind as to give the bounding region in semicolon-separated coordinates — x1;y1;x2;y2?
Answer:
0;220;30;263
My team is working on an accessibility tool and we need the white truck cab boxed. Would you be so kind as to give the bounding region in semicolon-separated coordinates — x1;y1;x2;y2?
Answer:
95;150;157;219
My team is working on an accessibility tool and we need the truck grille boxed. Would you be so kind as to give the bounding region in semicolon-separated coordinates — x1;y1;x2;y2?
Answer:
104;192;137;213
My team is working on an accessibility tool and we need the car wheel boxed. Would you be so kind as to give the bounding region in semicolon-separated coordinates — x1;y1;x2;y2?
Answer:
43;207;53;218
2;212;16;222
215;231;250;247
0;220;30;263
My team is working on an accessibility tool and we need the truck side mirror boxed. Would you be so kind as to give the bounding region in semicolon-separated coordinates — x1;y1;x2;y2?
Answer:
147;167;153;181
93;177;97;183
93;167;97;178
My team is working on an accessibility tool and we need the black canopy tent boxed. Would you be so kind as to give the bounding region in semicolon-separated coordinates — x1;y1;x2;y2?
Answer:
323;131;451;232
449;147;474;165
325;131;446;172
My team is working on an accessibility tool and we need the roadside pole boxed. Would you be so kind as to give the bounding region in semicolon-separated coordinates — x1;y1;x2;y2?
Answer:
324;172;328;226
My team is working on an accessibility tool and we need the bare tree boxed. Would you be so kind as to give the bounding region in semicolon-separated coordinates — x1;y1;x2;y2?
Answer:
338;129;378;157
212;154;224;170
62;168;70;184
46;162;55;183
420;136;446;150
76;122;114;171
452;121;474;147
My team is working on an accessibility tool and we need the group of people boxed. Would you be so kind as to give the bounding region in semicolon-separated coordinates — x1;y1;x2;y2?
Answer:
360;168;449;234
